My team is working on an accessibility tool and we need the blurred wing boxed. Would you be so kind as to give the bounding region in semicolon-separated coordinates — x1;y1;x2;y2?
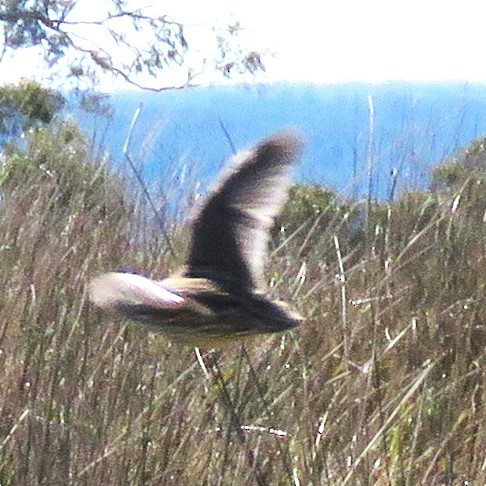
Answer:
186;132;303;290
89;272;185;313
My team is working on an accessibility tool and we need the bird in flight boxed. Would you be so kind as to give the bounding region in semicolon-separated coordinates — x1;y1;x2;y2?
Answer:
89;132;304;346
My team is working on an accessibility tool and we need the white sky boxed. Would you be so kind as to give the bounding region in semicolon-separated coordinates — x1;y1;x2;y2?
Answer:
222;0;486;83
2;0;486;88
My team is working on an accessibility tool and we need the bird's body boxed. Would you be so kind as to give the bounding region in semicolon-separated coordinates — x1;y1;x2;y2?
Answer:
89;132;304;346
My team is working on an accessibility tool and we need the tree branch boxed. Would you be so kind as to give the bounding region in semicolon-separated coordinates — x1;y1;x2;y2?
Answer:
0;1;266;90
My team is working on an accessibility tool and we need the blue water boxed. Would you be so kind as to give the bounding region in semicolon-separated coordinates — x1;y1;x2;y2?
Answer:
75;82;486;200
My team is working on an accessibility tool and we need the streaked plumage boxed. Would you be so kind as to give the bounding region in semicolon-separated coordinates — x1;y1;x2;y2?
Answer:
89;132;304;346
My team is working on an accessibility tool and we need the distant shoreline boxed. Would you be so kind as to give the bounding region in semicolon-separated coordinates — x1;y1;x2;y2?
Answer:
74;82;486;200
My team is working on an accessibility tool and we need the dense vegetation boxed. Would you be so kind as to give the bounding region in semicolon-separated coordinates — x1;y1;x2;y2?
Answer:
0;85;485;485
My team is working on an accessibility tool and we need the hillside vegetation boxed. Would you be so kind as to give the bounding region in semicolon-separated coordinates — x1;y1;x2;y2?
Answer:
0;88;485;485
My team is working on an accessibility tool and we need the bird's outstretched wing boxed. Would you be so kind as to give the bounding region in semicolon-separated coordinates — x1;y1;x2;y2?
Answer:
89;272;185;313
186;132;303;291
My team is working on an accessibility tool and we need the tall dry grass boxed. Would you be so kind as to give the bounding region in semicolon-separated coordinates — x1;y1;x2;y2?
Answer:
0;121;485;485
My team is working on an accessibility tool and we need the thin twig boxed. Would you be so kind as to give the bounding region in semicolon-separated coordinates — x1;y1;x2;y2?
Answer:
0;408;30;451
342;361;434;485
334;235;349;362
122;104;176;258
55;12;185;28
76;359;201;478
218;118;236;154
366;94;375;214
194;346;210;380
204;351;268;486
240;346;297;484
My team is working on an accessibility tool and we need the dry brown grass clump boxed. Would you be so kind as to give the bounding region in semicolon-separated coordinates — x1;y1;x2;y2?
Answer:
0;123;485;485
